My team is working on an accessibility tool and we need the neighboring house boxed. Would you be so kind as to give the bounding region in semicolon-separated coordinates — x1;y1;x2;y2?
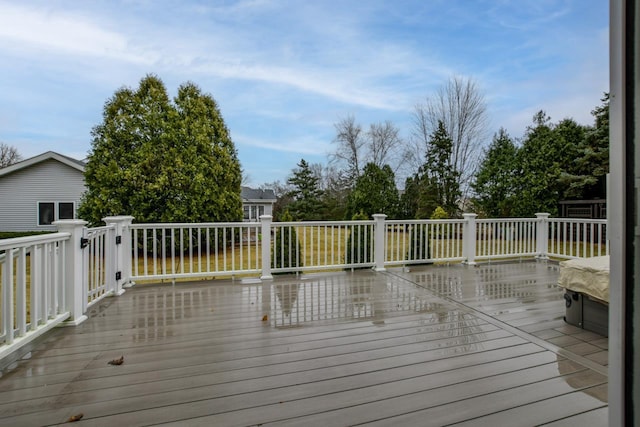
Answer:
241;186;277;221
0;152;277;231
0;151;86;232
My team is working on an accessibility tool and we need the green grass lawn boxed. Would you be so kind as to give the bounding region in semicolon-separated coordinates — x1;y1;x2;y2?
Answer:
0;231;53;240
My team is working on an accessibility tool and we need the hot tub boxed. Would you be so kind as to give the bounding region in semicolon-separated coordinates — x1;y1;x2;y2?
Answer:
557;255;609;337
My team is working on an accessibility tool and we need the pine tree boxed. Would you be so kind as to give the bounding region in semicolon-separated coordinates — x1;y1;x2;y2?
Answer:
286;159;324;220
472;128;518;217
418;121;461;217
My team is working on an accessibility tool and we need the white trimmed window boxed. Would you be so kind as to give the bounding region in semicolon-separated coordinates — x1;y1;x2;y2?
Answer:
37;202;75;226
243;205;266;221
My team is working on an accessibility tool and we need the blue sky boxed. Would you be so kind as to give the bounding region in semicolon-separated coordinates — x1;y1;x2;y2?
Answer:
0;0;608;187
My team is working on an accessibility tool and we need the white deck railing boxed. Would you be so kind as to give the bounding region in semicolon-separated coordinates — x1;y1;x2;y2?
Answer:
0;213;608;362
0;232;71;360
270;220;376;273
130;222;262;281
385;219;466;266
548;218;609;258
475;217;538;261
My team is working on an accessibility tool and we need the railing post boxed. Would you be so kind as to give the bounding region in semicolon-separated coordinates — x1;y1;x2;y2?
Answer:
54;219;89;326
373;214;387;271
103;216;135;293
535;213;550;260
260;215;273;280
462;213;478;266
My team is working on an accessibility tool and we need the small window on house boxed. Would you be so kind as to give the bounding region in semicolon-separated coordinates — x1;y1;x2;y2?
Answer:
38;202;55;225
258;206;265;217
243;206;250;220
250;205;257;220
59;202;74;219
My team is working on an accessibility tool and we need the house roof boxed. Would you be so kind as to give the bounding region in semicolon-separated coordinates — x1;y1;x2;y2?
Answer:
0;151;85;177
241;186;277;202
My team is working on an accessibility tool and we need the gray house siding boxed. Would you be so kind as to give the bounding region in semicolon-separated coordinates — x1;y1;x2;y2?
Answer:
0;159;85;232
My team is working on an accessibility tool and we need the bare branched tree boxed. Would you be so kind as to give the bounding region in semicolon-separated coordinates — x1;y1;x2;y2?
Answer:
309;162;326;190
0;143;22;168
241;167;252;186
412;76;489;203
367;121;403;169
331;116;409;186
330;115;365;185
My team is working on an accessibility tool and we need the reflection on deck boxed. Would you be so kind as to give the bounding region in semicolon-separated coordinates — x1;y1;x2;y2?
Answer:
268;274;452;328
409;262;563;303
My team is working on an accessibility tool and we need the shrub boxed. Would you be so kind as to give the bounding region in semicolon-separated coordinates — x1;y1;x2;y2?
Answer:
406;223;432;265
430;206;448;219
345;211;372;269
273;210;302;272
405;205;446;265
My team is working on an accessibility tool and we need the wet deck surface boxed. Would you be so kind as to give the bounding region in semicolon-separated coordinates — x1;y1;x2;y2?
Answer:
0;261;608;426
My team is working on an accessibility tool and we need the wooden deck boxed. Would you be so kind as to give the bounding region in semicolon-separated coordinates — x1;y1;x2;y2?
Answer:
0;261;608;426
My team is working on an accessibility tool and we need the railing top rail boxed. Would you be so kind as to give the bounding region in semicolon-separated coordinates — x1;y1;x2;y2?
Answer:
548;218;607;224
86;224;116;233
272;220;374;226
131;220;380;228
386;219;465;225
0;232;71;250
130;222;260;229
476;217;538;223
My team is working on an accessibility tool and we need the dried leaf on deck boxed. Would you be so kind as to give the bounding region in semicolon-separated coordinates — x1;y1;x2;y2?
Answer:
67;413;83;422
108;356;124;366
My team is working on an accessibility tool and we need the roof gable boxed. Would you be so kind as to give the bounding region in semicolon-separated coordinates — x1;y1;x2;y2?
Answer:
0;151;85;177
241;186;277;202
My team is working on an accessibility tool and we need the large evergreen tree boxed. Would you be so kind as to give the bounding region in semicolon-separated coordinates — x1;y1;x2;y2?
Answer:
472;128;518;217
420;121;461;217
399;175;421;219
471;97;609;218
559;93;609;199
512;111;562;216
513;112;588;216
79;75;242;225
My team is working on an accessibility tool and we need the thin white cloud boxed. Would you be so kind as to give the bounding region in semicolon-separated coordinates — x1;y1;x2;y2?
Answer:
487;0;572;31
234;133;331;156
0;3;158;65
190;61;409;111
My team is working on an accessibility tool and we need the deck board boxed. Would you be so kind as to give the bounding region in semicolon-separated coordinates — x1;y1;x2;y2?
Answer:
539;406;609;426
0;262;608;426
